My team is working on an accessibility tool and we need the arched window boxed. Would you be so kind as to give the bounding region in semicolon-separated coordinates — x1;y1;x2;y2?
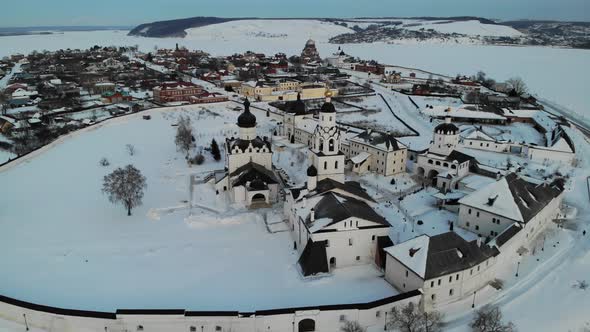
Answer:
324;161;327;170
319;139;324;151
428;159;433;164
328;139;335;152
335;160;339;169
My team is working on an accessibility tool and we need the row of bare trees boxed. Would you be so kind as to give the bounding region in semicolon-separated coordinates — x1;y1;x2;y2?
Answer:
339;303;515;332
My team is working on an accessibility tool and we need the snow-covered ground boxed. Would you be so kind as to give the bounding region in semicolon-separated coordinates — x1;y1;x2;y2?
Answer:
184;19;353;42
0;103;398;312
0;21;589;331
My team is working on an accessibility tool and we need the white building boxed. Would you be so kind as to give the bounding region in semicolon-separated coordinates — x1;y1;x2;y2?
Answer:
384;232;498;309
345;129;408;176
414;117;474;190
458;173;565;239
286;172;392;276
215;99;279;207
309;91;346;183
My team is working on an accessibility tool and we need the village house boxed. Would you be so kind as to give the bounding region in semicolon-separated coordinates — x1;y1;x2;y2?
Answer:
102;91;132;104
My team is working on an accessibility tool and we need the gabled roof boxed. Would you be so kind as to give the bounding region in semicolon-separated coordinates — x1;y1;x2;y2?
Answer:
448;150;475;164
351;130;403;151
306;193;388;233
463;129;495;142
230;162;278;188
459;173;565;223
385;232;499;280
310;178;375;203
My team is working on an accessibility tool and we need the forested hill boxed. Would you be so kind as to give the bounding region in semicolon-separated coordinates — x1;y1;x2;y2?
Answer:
128;17;243;37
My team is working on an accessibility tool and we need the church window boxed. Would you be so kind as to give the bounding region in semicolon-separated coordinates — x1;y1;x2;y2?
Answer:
324;161;327;170
349;238;353;246
335;161;339;169
329;139;335;152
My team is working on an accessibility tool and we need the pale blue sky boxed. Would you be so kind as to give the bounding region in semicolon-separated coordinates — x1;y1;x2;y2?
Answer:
1;0;588;27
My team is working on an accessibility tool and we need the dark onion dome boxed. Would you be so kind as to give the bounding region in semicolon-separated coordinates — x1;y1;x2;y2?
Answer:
249;178;266;190
434;122;459;135
320;101;336;113
292;93;306;115
237;99;256;128
320;89;336;113
307;165;318;177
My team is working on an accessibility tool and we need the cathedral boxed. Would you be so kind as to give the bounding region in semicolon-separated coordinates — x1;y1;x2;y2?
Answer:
284;91;392;276
300;39;321;64
215;99;279;207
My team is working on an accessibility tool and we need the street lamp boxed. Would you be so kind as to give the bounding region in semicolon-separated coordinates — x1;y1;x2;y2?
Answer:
472;290;477;308
384;311;388;331
23;313;29;331
515;261;521;277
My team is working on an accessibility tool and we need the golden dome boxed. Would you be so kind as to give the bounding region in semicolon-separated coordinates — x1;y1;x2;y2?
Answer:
325;89;333;98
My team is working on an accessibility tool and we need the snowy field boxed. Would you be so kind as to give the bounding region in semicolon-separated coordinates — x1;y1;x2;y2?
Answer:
0;103;398;312
0;27;588;125
335;95;414;135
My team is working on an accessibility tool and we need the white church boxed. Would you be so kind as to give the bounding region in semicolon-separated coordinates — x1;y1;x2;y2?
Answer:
214;99;280;207
414;116;474;191
284;91;393;276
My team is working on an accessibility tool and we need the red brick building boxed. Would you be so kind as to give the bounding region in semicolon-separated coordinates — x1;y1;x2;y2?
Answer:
153;82;205;103
153;81;228;104
354;63;385;75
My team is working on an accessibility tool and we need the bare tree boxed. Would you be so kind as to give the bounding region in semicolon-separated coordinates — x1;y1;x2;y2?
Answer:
506;77;528;97
387;302;444;332
341;320;365;332
422;310;444;332
175;115;194;158
387;302;422;332
470;305;516;332
102;164;147;216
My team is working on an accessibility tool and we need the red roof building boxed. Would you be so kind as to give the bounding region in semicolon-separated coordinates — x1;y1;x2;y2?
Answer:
153;82;205;103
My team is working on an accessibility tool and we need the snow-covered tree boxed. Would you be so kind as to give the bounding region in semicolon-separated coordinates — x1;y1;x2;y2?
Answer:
470;305;516;332
102;164;147;216
175;115;194;158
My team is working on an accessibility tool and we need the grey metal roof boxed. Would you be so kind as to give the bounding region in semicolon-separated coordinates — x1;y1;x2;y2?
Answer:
424;232;499;279
307;192;388;232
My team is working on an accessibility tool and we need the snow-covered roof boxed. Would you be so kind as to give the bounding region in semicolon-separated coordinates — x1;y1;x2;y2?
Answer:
549;137;573;153
463;129;495;142
350;152;371;164
459;177;524;222
459;173;565;223
424;105;506;121
384;235;429;278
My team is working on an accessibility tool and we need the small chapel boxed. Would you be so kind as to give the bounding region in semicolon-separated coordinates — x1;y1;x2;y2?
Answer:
215;99;280;207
